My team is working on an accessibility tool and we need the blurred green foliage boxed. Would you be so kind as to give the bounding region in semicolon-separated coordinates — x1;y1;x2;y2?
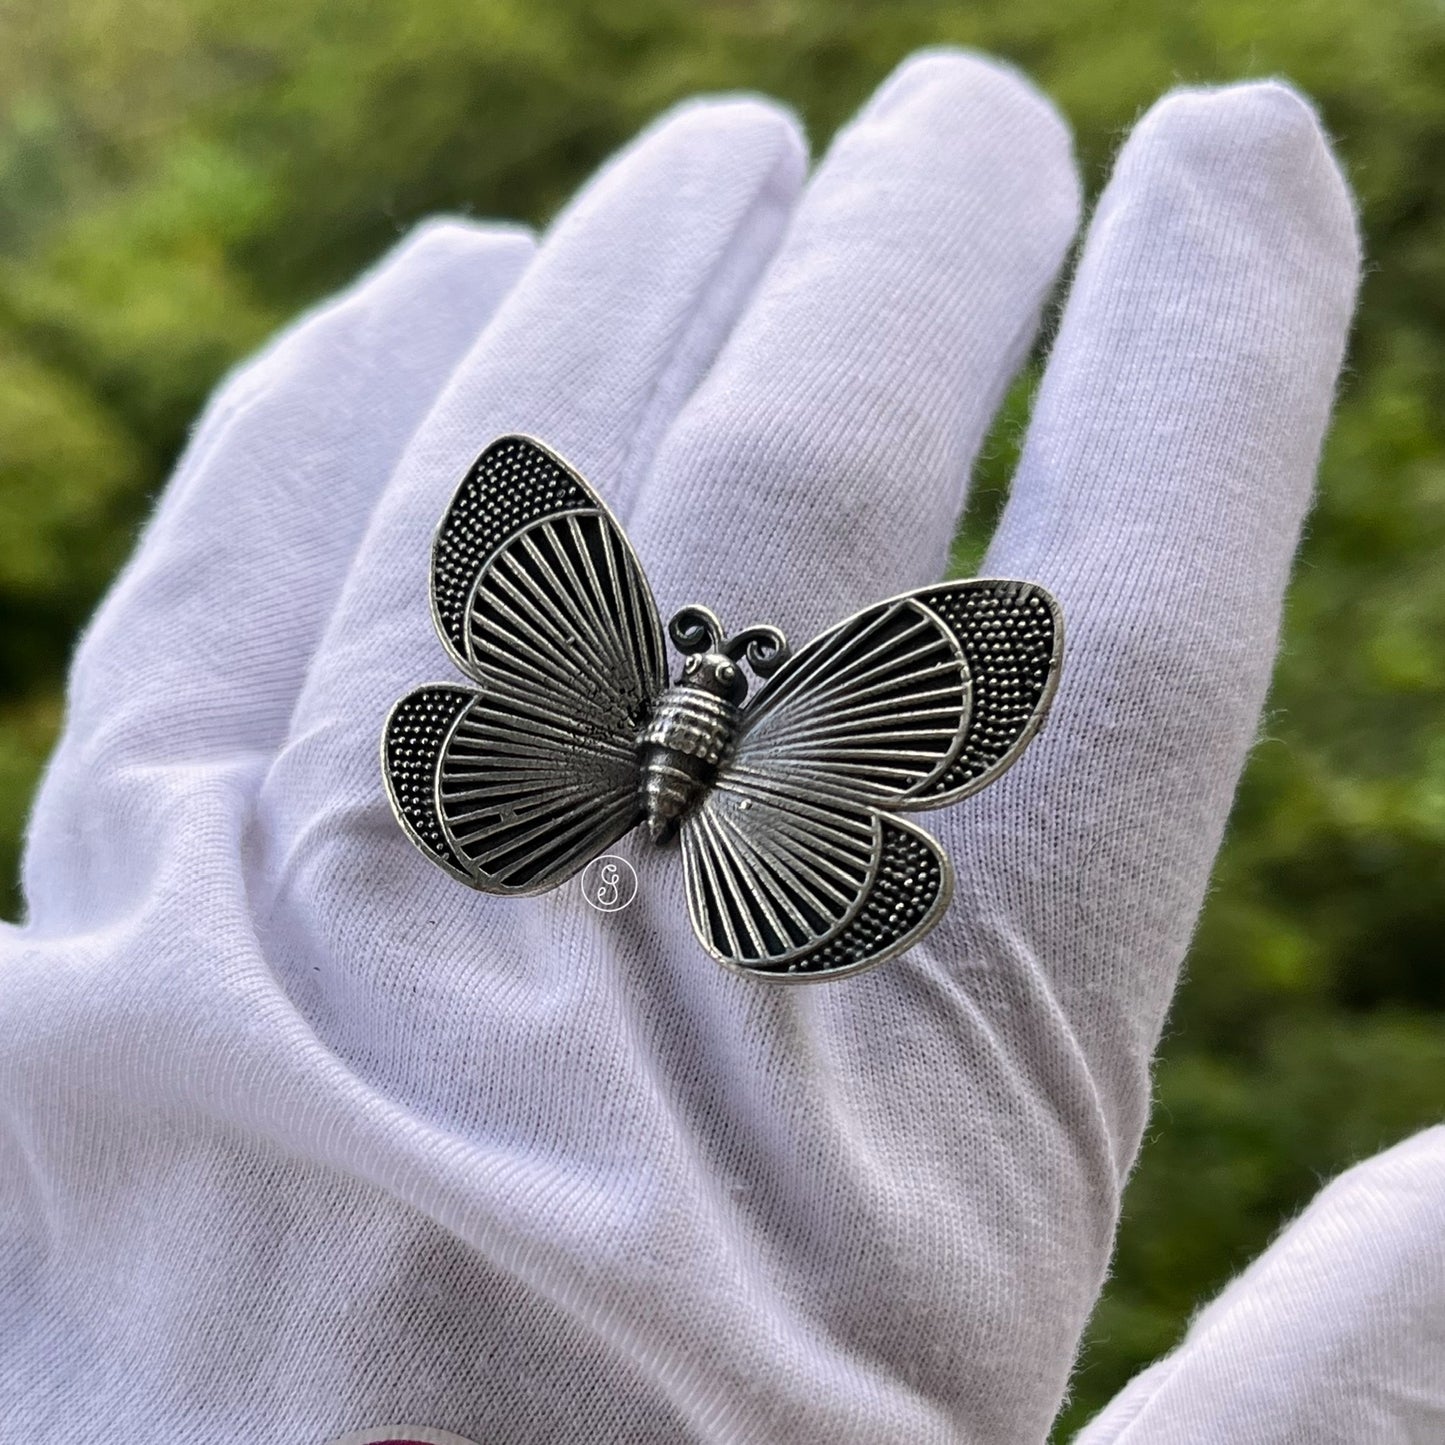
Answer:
0;0;1441;1431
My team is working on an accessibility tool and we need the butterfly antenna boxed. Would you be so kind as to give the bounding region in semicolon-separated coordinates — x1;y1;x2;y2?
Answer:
722;624;791;678
668;605;725;655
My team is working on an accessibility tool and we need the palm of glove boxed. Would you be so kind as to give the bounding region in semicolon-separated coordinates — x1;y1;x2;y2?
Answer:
4;52;1357;1444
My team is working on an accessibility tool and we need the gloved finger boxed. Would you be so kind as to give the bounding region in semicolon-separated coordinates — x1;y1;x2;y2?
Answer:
965;85;1360;1153
266;98;805;861
630;49;1081;641
23;220;534;927
54;221;533;768
1077;1127;1445;1444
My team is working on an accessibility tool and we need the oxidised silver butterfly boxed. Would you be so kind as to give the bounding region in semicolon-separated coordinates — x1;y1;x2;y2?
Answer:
382;436;1063;982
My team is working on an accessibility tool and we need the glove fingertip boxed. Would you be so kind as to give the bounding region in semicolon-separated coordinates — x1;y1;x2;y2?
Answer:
616;92;809;199
1126;79;1361;273
381;215;538;275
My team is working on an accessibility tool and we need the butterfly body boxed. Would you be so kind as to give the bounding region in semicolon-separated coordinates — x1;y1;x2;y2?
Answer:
639;658;743;843
383;436;1064;981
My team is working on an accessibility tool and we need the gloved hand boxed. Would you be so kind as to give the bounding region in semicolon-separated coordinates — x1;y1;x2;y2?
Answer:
1079;1126;1445;1444
0;50;1360;1444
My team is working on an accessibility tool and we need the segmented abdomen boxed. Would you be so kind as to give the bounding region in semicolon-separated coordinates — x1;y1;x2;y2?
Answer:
639;686;736;835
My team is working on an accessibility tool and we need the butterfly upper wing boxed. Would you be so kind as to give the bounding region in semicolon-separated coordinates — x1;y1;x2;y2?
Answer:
728;593;974;806
382;436;665;895
897;579;1062;808
679;579;1060;978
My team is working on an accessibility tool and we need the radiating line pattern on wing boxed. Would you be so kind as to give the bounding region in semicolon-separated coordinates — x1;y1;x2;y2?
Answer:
679;782;958;979
462;508;666;708
426;436;667;895
678;581;1059;977
733;596;973;806
437;687;642;892
435;506;663;890
772;817;952;979
680;776;880;966
435;513;665;890
677;594;971;975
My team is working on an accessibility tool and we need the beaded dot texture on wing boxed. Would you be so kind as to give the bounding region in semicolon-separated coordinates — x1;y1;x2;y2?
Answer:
919;586;1057;795
381;435;1063;982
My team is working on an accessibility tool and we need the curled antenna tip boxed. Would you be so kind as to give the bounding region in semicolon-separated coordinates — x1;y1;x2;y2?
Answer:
723;624;791;677
668;604;725;655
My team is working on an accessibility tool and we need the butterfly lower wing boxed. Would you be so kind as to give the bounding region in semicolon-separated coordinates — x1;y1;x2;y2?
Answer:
680;779;878;967
391;436;667;894
381;684;478;885
435;688;642;893
784;816;952;980
679;783;953;980
383;682;642;894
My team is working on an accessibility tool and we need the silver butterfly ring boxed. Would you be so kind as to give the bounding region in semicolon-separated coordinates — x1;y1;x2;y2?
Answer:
382;436;1064;982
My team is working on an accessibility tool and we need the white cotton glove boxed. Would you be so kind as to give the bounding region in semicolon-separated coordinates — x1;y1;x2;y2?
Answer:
0;51;1360;1445
1080;1127;1445;1445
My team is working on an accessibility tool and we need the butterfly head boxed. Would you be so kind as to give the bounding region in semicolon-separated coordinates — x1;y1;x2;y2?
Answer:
668;605;792;705
680;650;747;704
